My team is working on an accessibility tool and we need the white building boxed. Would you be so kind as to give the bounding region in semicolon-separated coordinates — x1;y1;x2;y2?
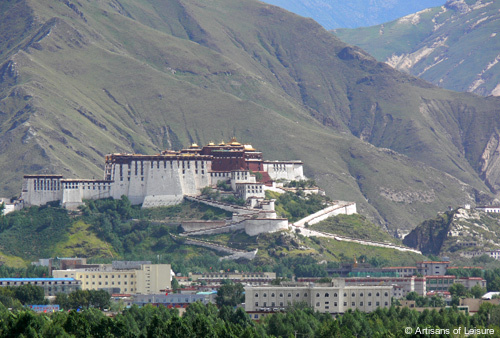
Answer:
476;206;500;213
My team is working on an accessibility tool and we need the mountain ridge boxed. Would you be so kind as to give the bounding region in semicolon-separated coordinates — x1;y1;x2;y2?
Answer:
259;0;447;29
0;0;500;234
334;0;500;97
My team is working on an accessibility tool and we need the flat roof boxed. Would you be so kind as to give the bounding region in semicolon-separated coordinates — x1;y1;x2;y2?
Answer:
0;278;77;281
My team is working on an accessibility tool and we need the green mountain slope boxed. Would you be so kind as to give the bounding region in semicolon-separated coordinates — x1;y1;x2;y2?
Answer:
335;0;500;96
1;0;500;233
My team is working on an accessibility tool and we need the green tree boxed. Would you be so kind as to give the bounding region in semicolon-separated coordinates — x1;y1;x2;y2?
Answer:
171;277;180;292
216;282;245;307
14;284;47;305
470;285;487;299
449;283;467;297
88;289;111;309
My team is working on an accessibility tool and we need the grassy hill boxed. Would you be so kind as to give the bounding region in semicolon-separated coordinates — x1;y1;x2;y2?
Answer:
1;0;500;234
335;0;500;96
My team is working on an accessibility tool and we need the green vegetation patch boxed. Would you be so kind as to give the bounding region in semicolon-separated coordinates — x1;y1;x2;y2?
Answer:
0;205;72;261
266;191;331;222
306;236;423;267
310;214;400;244
52;221;117;258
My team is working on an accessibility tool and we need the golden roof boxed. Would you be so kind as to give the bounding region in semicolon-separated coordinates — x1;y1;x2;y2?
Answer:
229;136;241;146
190;143;200;148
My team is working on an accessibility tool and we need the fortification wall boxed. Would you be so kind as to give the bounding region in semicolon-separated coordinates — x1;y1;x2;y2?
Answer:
184;196;255;215
181;220;227;232
220;249;258;261
294;202;357;227
244;218;289;236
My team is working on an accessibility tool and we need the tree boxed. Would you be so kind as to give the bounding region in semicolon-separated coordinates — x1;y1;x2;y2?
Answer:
470;285;487;299
216;282;244;307
171;277;180;292
449;283;467;297
88;290;111;309
14;284;47;305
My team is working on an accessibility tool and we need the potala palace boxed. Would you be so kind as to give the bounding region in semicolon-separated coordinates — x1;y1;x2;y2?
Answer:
18;138;356;236
20;138;304;208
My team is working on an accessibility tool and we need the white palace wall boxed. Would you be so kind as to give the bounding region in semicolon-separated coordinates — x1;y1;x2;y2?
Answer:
21;176;63;206
263;161;304;181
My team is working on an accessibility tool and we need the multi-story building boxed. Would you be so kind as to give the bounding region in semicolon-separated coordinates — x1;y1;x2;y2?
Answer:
189;271;276;286
244;280;392;315
0;278;81;297
53;262;171;295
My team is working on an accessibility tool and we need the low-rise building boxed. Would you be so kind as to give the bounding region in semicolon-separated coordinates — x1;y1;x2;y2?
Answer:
133;291;217;307
381;266;417;277
475;206;500;213
189;271;276;286
244;280;392;314
32;257;87;276
0;278;81;297
456;277;487;289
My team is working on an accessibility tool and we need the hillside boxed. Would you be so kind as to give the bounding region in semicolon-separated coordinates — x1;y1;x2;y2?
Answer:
1;0;500;233
260;0;446;29
335;0;500;96
0;201;424;274
403;208;500;257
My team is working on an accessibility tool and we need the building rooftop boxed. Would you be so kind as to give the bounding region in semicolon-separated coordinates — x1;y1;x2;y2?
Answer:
0;278;77;281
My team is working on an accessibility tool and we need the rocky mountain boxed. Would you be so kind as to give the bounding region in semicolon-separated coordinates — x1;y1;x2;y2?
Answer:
335;0;500;96
403;207;500;257
1;0;500;234
260;0;446;29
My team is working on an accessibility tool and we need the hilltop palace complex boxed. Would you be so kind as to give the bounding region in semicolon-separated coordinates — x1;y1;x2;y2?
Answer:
18;138;356;236
20;138;304;209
